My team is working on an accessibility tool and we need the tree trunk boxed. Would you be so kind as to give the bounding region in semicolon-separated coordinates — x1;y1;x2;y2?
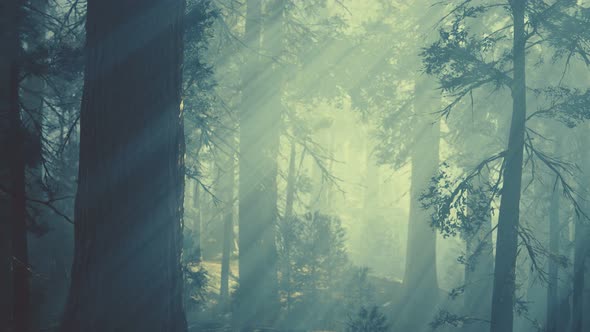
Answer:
1;1;30;331
490;2;527;332
546;176;560;332
279;139;298;317
60;1;187;331
362;133;380;266
572;130;590;332
220;149;235;304
22;1;50;330
572;211;588;332
193;179;202;263
398;74;440;331
236;0;281;328
284;141;297;220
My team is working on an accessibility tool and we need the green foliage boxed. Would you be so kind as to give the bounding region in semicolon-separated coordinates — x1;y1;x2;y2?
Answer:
183;264;209;311
277;212;349;303
277;212;377;330
532;87;590;128
420;162;495;239
346;306;389;332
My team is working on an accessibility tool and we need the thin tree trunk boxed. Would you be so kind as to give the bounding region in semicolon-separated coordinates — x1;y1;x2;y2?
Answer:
220;150;235;304
284;141;296;220
282;139;298;314
546;176;560;332
193;179;202;263
572;214;588;332
60;1;187;331
490;2;527;332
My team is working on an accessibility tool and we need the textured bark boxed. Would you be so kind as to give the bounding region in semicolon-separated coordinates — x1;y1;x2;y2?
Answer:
490;2;527;332
60;1;187;331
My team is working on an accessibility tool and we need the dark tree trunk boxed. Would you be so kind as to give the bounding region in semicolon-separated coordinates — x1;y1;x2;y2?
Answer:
546;176;560;332
490;2;527;332
60;1;187;331
572;132;590;332
1;1;29;331
572;213;588;332
22;1;50;330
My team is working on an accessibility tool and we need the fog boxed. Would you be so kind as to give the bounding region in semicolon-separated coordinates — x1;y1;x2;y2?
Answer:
4;0;590;331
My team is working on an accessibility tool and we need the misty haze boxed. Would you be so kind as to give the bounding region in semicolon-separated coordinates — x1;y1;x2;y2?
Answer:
1;0;590;332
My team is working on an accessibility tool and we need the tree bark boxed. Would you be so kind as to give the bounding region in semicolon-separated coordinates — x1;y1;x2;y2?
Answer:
490;2;527;332
60;1;187;331
1;1;29;331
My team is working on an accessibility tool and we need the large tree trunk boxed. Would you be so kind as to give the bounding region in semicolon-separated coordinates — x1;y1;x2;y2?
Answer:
572;131;590;332
60;1;187;331
236;0;281;328
490;2;527;332
398;75;440;332
1;1;29;331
